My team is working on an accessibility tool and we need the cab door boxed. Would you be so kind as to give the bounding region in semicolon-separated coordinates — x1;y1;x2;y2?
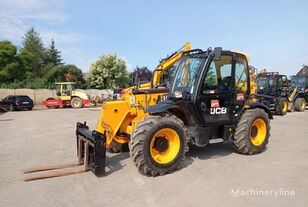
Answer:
196;54;249;126
196;54;234;125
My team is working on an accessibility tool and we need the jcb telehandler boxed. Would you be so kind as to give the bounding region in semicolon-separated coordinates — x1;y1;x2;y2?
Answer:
255;72;289;115
22;48;272;180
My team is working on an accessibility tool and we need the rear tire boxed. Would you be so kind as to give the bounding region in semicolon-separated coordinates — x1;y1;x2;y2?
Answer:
130;114;187;176
294;98;306;112
71;97;83;108
9;104;15;111
233;108;270;155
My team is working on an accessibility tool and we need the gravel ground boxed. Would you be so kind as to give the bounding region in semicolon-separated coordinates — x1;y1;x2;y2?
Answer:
0;108;307;207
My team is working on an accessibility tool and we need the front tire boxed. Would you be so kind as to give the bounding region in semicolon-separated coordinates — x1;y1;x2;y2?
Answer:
233;108;270;155
275;97;287;115
130;114;187;176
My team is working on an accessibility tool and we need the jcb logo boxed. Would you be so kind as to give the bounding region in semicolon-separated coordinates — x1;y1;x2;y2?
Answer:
210;107;227;114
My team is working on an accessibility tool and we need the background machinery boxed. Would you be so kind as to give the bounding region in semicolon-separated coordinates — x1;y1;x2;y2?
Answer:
255;72;289;115
42;82;90;109
290;75;307;111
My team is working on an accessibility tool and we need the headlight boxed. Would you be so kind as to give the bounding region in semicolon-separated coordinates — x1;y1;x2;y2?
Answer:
174;91;183;98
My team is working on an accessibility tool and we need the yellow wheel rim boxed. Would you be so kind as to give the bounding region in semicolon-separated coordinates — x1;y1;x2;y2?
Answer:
282;101;288;113
74;101;80;107
250;118;267;146
150;128;180;165
301;100;306;109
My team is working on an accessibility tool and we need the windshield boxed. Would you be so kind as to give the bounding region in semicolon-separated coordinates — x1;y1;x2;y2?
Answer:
291;77;306;88
257;76;269;89
171;56;204;94
17;96;31;101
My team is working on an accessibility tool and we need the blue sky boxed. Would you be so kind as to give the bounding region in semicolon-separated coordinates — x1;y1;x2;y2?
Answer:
0;0;307;76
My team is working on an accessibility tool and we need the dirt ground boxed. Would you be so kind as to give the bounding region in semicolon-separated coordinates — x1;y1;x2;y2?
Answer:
0;108;307;207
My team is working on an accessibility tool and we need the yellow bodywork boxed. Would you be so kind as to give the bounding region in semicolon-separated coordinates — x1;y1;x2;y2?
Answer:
96;42;191;146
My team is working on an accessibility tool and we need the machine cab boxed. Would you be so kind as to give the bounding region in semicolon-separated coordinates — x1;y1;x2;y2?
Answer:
170;49;250;126
196;51;249;125
55;82;75;100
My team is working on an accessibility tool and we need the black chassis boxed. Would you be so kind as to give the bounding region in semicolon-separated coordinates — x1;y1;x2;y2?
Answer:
256;72;289;111
147;50;272;147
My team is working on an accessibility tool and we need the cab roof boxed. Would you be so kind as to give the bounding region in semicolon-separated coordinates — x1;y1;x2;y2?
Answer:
55;82;76;85
230;50;251;61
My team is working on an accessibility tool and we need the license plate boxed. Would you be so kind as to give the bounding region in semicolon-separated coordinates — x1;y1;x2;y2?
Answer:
22;102;29;104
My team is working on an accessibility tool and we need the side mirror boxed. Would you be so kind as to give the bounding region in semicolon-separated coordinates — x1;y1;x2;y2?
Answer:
214;47;222;61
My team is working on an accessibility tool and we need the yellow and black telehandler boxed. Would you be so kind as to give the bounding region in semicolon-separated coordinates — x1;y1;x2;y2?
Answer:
22;47;272;180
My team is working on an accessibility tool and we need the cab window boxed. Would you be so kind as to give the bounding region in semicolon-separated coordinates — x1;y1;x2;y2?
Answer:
235;57;248;93
202;55;232;94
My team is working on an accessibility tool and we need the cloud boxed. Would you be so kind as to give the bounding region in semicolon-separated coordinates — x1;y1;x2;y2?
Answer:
40;31;86;45
61;47;93;72
0;0;70;43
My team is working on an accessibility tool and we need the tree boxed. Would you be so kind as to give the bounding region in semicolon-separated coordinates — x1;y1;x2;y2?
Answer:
0;41;28;84
21;27;45;76
45;39;62;66
87;54;130;89
45;64;85;87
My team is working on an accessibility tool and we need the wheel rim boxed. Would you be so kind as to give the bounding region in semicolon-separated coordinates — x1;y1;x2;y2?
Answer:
10;104;13;110
73;100;81;107
250;118;267;146
150;128;180;165
301;100;306;109
282;101;288;113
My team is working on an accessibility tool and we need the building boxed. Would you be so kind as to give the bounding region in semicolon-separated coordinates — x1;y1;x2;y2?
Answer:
296;65;308;76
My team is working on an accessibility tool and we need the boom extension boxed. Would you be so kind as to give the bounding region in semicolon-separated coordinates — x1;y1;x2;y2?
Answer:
22;122;106;181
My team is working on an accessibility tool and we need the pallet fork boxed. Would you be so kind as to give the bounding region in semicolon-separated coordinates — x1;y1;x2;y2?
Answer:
22;122;106;181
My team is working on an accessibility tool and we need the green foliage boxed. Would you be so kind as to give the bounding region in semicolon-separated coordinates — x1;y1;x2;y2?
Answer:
0;27;134;90
0;27;87;89
45;38;63;66
21;27;45;76
0;41;28;83
45;64;84;84
88;54;130;89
